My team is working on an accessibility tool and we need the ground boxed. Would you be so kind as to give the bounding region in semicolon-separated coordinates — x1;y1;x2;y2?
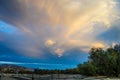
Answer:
0;74;120;80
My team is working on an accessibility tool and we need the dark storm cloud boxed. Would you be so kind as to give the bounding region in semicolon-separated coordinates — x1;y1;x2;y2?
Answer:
97;20;120;44
0;0;24;24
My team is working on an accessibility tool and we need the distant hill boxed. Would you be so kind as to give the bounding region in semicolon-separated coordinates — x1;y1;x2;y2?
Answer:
0;64;33;73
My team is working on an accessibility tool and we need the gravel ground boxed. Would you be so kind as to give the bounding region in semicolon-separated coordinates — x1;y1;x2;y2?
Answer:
0;74;120;80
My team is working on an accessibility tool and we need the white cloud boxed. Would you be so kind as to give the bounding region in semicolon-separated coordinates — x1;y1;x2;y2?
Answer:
54;48;64;57
45;39;56;47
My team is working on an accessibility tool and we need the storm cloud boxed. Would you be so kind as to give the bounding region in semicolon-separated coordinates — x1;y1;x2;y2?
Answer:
0;0;120;58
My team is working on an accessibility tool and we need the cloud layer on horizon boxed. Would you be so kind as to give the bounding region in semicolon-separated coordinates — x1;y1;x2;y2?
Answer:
0;0;120;58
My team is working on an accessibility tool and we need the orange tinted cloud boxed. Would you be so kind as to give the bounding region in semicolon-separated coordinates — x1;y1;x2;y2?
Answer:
0;0;119;57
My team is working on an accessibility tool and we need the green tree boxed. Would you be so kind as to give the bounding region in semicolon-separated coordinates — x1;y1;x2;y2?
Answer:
77;44;120;77
78;62;97;76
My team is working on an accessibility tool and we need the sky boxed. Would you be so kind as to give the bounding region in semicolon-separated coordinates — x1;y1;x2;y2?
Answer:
0;0;120;69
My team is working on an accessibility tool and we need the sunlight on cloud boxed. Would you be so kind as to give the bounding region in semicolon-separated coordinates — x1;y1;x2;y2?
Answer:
0;0;119;57
54;48;64;57
92;42;106;48
45;39;56;47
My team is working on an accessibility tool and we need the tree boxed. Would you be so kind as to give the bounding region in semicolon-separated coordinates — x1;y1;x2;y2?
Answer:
77;44;120;77
78;62;97;76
